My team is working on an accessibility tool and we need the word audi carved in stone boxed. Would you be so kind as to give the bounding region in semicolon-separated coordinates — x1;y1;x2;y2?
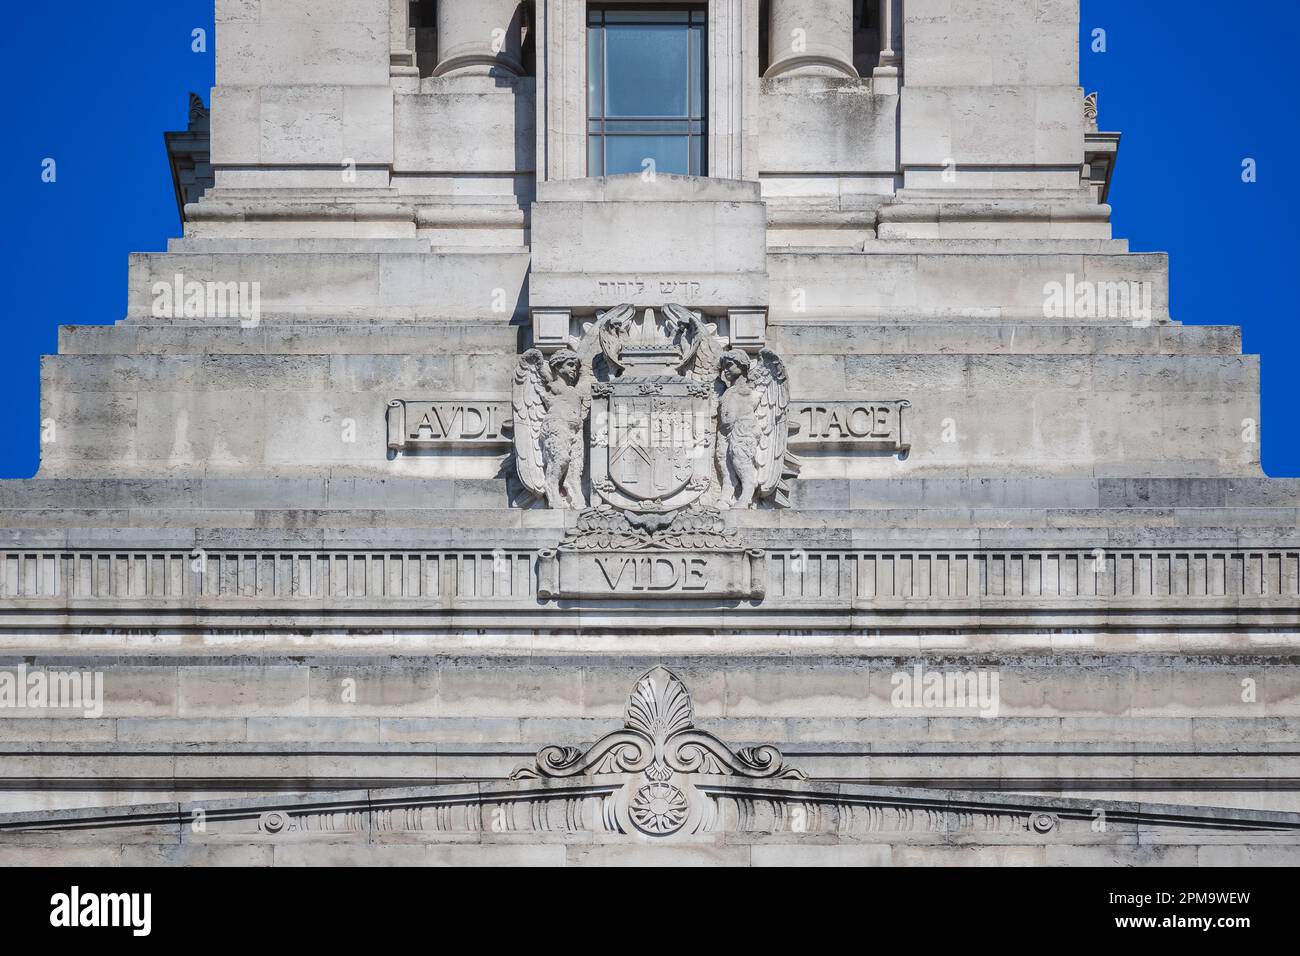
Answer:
386;399;513;450
790;400;911;454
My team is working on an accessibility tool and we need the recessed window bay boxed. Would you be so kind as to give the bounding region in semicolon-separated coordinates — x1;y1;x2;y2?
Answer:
587;6;707;176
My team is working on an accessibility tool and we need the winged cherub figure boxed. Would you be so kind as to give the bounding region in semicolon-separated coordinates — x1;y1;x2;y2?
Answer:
715;347;794;509
513;347;593;509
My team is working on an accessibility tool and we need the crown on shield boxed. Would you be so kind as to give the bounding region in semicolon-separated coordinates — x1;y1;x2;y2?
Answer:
617;308;695;373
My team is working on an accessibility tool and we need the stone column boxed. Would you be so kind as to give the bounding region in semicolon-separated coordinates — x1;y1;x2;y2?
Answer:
765;0;857;79
433;0;523;77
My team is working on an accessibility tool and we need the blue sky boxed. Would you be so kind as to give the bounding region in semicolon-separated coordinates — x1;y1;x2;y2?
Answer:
0;1;1295;477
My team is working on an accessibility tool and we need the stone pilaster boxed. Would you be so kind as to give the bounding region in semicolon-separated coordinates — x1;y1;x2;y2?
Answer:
389;0;419;78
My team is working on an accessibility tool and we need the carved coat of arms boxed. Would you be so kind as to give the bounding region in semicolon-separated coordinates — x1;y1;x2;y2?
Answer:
513;303;799;518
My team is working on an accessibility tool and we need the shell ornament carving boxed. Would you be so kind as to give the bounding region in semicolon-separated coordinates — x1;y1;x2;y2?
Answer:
514;667;803;837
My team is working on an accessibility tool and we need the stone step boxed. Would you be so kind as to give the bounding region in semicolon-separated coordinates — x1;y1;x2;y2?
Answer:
0;509;1298;543
860;238;1130;254
42;351;519;393
0;478;510;512
2;477;1298;514
767;250;1171;323
58;322;522;356
6;715;1292;747
766;322;1242;356
127;249;531;322
167;237;436;254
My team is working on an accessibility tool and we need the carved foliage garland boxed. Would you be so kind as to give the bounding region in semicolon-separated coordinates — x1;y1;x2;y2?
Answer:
556;503;741;552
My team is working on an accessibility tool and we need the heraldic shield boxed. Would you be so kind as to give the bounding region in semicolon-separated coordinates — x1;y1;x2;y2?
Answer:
513;302;800;515
591;377;715;513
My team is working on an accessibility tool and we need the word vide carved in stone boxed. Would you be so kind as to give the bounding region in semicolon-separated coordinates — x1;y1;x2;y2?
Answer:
553;550;759;598
536;505;767;601
386;400;512;451
594;553;709;592
790;400;911;454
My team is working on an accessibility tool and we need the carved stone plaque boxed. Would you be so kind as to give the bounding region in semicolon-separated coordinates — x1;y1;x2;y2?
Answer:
535;505;767;601
789;399;911;454
387;399;512;450
538;548;765;599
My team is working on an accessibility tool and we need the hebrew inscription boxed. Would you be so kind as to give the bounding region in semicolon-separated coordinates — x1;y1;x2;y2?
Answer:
596;279;704;299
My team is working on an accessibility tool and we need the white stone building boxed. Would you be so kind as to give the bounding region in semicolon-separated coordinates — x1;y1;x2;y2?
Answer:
0;0;1298;865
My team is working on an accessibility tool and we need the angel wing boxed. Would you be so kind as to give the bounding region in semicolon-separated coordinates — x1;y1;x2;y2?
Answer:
752;348;801;503
662;303;722;385
595;302;635;373
512;349;550;501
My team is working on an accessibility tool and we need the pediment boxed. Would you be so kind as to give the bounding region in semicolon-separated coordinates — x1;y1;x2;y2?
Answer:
2;668;1300;850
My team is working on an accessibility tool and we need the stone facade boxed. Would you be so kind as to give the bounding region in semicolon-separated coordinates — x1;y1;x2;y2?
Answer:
1;0;1298;866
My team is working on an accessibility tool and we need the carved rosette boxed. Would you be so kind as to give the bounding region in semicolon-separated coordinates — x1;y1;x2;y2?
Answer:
513;666;804;838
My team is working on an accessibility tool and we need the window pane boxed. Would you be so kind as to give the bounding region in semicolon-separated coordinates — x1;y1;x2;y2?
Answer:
605;135;691;177
587;25;603;116
605;25;690;117
587;6;707;177
690;23;702;116
604;10;690;23
605;119;693;133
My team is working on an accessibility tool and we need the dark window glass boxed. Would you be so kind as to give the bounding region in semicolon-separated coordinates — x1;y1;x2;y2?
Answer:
587;6;707;177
